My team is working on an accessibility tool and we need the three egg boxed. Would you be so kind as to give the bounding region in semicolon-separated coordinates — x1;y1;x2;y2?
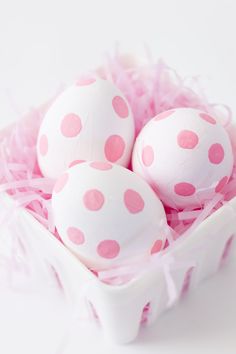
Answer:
37;79;234;271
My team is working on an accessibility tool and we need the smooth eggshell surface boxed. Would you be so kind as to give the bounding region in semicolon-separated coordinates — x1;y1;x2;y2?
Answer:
52;161;167;270
226;121;236;165
37;78;135;179
132;108;234;209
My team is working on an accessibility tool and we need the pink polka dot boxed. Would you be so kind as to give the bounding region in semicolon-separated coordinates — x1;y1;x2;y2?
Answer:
215;176;228;193
177;130;199;149
76;76;96;86
208;143;225;164
90;161;113;170
104;135;125;162
61;113;82;137
39;134;48;156
199;112;216;125
54;173;69;193
174;182;196;197
67;227;85;245
142;145;154;166
124;189;145;214
97;240;120;259
83;189;104;211
151;240;163;254
112;96;129;118
69;160;85;168
154;110;175;121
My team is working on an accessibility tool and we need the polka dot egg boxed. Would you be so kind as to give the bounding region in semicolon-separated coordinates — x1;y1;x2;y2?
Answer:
132;108;234;209
37;78;135;179
52;161;167;270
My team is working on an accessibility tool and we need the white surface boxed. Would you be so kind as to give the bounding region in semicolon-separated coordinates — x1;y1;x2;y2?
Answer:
0;0;236;353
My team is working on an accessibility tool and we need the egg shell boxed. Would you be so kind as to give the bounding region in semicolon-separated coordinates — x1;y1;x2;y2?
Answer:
37;78;135;179
226;121;236;165
52;161;167;270
132;108;234;209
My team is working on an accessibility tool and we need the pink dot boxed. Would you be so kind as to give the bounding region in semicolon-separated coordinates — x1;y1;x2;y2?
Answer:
76;76;96;86
69;160;86;168
83;189;104;211
215;176;228;193
142;145;154;166
39;134;48;156
112;96;129;118
61;113;82;137
67;227;85;245
54;173;69;193
177;130;199;149
199;112;216;125
90;161;113;170
208;143;225;164
174;182;196;197
154;110;175;121
124;189;145;214
97;240;120;259
104;135;125;162
151;240;163;254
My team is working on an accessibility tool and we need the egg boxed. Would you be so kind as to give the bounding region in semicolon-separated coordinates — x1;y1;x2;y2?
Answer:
132;108;234;209
37;78;135;179
52;161;167;270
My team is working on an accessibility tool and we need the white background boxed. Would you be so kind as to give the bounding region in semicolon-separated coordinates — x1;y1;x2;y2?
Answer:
0;0;236;353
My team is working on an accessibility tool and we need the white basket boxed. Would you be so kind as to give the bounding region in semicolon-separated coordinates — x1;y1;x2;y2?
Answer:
0;188;236;344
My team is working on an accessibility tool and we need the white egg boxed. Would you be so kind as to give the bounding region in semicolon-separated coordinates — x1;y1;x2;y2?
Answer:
37;78;135;179
52;161;167;270
132;108;234;209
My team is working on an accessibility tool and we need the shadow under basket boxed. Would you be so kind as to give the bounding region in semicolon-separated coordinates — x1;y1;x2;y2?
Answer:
0;188;236;344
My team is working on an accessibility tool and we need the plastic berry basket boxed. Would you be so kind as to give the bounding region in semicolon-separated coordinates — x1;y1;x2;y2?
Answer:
0;56;236;343
0;113;235;343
